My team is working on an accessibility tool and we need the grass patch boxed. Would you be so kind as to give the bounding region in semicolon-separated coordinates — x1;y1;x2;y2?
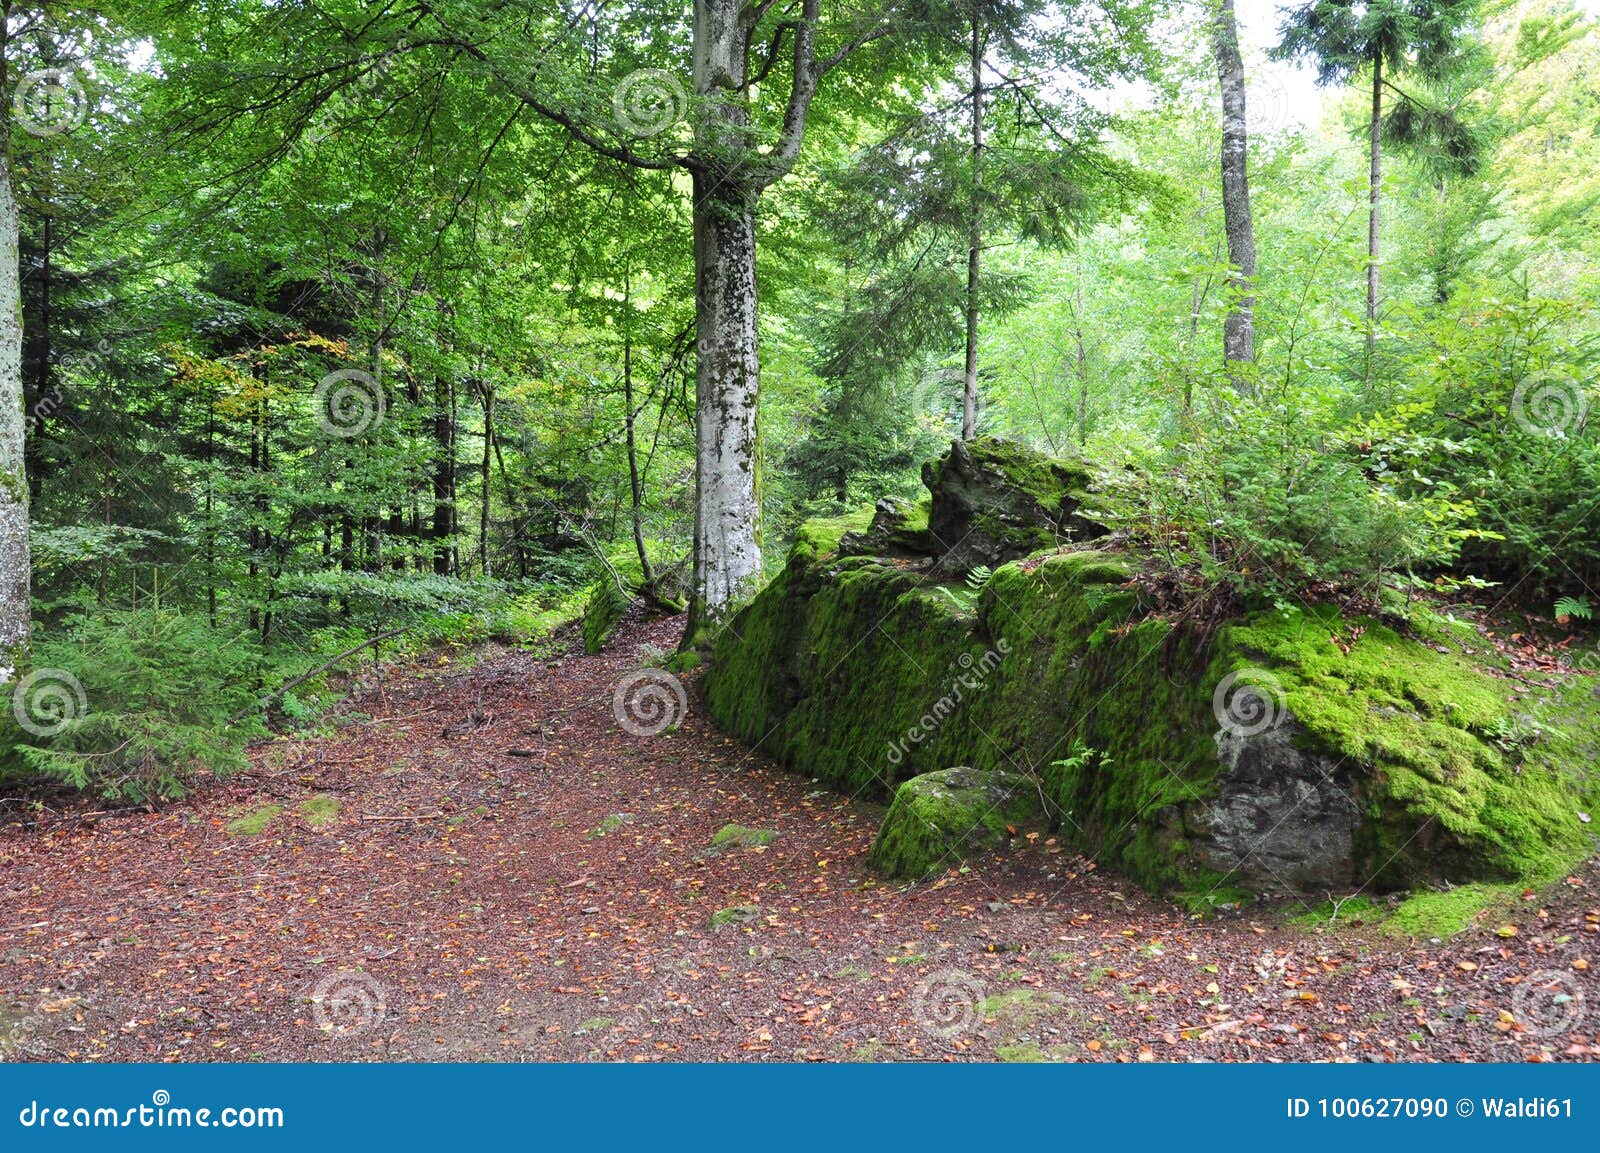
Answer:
1385;883;1522;940
299;795;340;828
225;804;283;837
708;824;778;851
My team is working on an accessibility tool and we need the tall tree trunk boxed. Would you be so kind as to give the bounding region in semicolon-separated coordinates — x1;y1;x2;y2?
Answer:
1365;56;1383;385
683;0;764;642
621;293;655;595
0;84;27;684
1212;0;1256;392
961;16;985;441
479;381;493;578
432;375;455;575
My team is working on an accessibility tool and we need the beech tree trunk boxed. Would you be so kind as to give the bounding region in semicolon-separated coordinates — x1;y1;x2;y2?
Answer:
0;129;27;685
961;16;984;441
1365;56;1383;383
1212;0;1255;391
682;0;771;639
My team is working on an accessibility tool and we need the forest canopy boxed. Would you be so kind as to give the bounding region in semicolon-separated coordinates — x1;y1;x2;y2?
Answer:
0;0;1596;800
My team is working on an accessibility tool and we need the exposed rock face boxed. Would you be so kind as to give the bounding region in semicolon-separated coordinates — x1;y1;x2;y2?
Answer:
868;767;1046;880
838;497;931;559
1185;720;1362;892
922;438;1104;575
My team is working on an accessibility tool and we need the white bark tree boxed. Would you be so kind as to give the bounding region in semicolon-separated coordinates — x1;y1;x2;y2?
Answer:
0;12;30;685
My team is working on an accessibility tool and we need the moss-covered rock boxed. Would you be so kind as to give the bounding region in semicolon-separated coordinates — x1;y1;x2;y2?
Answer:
869;767;1046;879
580;580;632;654
923;437;1104;574
709;823;777;850
706;450;1600;899
839;496;933;559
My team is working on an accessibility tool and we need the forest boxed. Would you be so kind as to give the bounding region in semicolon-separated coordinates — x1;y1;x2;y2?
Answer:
0;0;1597;1065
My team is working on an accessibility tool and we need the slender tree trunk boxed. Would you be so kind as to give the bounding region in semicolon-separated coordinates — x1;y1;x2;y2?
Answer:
1212;0;1256;391
432;375;455;575
1365;56;1383;385
0;84;28;684
621;294;655;594
479;381;493;578
961;16;985;441
683;0;764;642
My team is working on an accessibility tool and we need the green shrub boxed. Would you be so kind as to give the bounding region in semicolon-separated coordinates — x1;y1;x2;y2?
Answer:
3;608;272;801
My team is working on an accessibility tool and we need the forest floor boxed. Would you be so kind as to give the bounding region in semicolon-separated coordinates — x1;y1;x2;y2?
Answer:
2;616;1597;1064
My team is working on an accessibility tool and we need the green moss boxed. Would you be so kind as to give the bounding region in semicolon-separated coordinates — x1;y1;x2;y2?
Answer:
298;795;339;828
1289;896;1382;929
587;812;635;839
663;650;701;673
708;823;777;850
869;768;1044;879
225;803;283;837
581;580;632;654
705;488;1600;899
1385;883;1521;940
995;1042;1051;1063
709;904;760;929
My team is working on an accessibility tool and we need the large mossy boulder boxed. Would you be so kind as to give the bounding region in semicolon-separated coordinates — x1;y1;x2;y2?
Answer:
705;447;1600;901
922;437;1105;575
869;767;1046;880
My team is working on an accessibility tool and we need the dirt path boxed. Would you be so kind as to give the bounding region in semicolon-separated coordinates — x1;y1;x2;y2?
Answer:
2;618;1596;1063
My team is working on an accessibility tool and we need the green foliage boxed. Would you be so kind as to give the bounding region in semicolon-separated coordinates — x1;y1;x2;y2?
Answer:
4;609;272;801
